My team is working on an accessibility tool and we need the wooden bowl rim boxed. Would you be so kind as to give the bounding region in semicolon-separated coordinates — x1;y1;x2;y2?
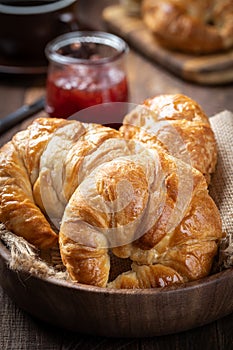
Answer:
1;238;232;296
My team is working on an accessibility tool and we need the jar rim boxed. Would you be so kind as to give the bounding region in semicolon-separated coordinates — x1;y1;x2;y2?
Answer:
45;31;129;66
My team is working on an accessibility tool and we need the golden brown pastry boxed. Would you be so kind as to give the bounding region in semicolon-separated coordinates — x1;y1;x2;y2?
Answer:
141;0;233;54
108;263;184;288
120;94;217;183
0;118;67;249
0;95;223;289
0;118;123;251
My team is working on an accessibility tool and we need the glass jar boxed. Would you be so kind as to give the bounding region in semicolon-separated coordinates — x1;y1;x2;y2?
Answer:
45;31;129;118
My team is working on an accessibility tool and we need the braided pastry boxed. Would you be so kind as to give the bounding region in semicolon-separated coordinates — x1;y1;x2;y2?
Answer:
142;0;233;54
0;95;223;288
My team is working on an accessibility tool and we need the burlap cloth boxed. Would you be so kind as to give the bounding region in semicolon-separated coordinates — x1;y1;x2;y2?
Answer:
0;110;232;283
209;110;233;269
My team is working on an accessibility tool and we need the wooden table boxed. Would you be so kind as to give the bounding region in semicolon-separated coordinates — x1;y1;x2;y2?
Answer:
0;1;233;349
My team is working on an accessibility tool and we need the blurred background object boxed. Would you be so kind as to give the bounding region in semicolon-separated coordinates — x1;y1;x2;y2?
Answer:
103;0;233;85
120;0;142;15
0;0;79;73
141;0;233;54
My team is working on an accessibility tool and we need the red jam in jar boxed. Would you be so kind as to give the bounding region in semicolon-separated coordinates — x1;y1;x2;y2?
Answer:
45;31;129;119
46;66;128;118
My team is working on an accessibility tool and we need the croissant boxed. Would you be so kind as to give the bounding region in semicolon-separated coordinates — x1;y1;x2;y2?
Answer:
120;94;217;183
141;0;233;54
0;95;223;289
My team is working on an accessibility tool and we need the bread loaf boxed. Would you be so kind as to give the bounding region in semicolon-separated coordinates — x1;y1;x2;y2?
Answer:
142;0;233;54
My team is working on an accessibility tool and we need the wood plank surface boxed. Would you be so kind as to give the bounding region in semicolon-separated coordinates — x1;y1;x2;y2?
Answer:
103;5;233;85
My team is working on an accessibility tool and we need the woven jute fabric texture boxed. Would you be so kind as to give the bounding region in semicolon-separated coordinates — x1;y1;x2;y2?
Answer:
0;110;232;281
0;224;68;280
209;110;233;269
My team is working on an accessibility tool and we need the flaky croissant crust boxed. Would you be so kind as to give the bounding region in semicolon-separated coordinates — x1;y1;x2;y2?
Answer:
0;94;223;288
120;94;217;184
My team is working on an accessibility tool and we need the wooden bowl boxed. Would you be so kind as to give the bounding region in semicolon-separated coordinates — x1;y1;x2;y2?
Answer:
0;239;233;337
0;108;232;337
